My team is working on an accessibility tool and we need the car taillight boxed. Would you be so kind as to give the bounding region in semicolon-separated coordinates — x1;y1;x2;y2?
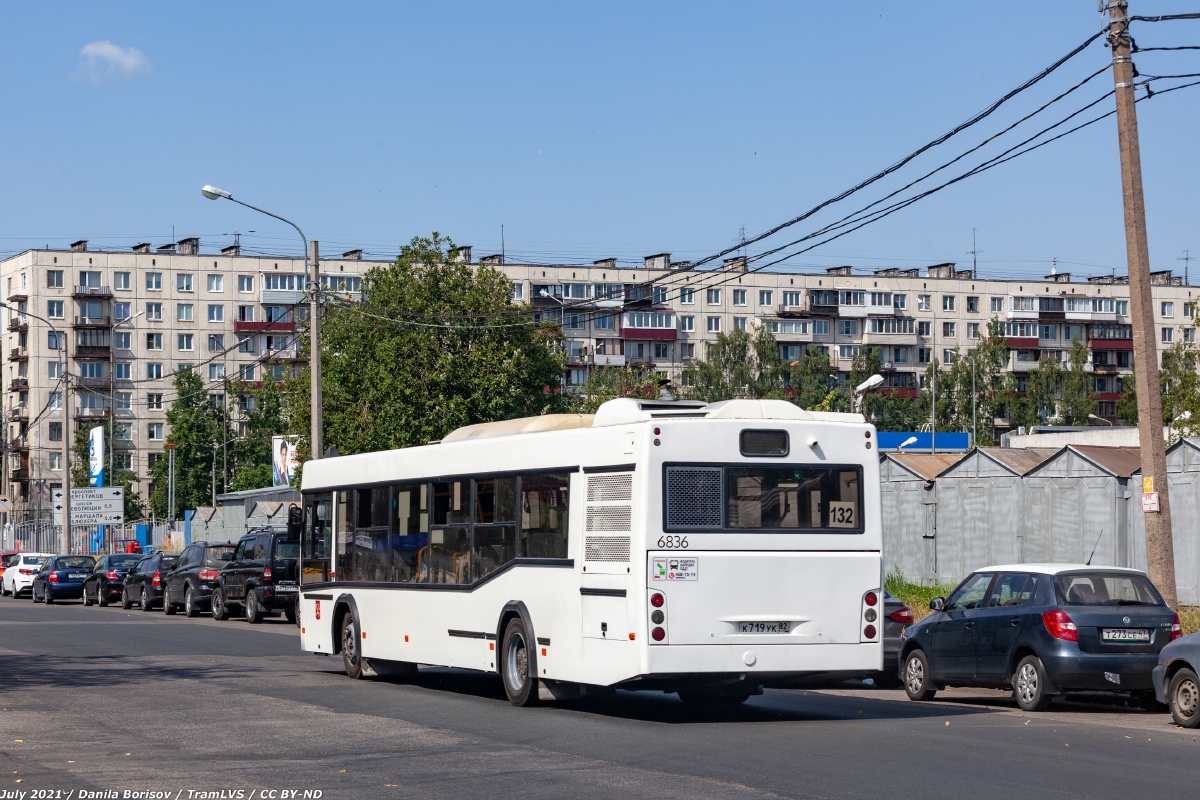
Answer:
106;571;118;580
1042;609;1078;641
199;569;218;581
48;572;59;583
263;567;273;581
152;570;161;587
889;607;914;624
1171;613;1182;642
19;568;35;575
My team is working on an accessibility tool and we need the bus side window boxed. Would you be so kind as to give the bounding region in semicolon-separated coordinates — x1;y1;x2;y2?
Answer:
352;487;391;582
474;477;517;580
391;483;428;583
336;491;352;582
520;472;570;559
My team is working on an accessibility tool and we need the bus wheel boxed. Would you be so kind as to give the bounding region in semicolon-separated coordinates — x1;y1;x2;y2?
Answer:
501;617;540;707
341;610;364;680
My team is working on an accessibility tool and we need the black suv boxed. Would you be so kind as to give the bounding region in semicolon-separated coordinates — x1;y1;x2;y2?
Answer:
121;552;178;612
212;528;300;624
162;541;236;617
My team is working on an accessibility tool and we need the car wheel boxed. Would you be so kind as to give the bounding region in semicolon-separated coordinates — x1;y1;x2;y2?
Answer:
500;616;539;706
903;649;937;701
163;586;176;615
98;584;110;607
245;588;264;624
121;587;133;610
141;587;154;612
211;587;229;621
341;610;364;679
1013;655;1053;712
184;586;198;618
1169;667;1200;729
83;584;94;606
43;585;54;604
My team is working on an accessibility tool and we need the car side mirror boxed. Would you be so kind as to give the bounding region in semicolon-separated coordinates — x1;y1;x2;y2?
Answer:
930;597;945;612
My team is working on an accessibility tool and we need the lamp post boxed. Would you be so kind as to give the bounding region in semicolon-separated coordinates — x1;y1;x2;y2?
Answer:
964;354;977;447
896;435;918;453
201;186;323;460
853;374;884;414
538;290;569;391
1088;413;1114;427
1;302;70;551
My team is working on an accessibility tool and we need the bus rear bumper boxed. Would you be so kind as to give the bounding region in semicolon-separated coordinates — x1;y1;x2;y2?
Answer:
645;642;882;677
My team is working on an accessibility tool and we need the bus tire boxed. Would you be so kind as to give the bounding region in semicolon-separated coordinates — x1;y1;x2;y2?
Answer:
341;610;364;680
501;617;539;707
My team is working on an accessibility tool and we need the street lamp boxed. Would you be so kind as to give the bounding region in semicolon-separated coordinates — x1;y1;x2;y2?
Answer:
1088;413;1114;427
964;354;978;447
853;373;884;413
897;435;918;453
0;301;70;551
202;185;324;460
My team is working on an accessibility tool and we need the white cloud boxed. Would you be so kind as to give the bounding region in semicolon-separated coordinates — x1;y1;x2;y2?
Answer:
78;41;151;82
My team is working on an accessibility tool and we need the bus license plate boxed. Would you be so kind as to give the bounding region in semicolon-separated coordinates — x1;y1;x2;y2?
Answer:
739;621;790;634
1102;628;1149;642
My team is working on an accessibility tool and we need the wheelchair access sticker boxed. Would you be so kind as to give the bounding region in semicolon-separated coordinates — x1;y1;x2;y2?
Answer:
653;557;698;581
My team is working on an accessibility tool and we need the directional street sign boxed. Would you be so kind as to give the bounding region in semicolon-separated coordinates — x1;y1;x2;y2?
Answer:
52;487;124;525
0;494;10;513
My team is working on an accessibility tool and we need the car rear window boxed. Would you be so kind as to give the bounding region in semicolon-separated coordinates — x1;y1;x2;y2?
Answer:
1055;572;1163;606
57;557;95;570
109;555;141;567
207;546;235;561
274;541;299;560
23;557;46;566
2;555;18;568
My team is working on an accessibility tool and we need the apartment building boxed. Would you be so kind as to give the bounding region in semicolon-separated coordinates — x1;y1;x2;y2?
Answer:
3;241;1197;522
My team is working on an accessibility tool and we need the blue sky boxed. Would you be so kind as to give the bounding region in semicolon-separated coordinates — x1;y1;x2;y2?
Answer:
2;2;1198;280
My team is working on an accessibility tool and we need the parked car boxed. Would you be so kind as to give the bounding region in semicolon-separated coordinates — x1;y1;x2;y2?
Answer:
899;564;1179;711
2;553;52;598
82;553;144;607
162;541;236;617
121;552;178;611
1153;632;1200;728
212;529;300;624
31;555;96;603
1;551;20;571
871;590;914;688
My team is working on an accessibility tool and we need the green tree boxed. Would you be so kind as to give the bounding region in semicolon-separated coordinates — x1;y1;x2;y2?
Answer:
569;365;659;414
1025;356;1062;424
149;369;232;516
1117;369;1139;426
227;376;288;491
285;233;566;460
1058;335;1096;425
680;325;783;401
784;348;840;410
71;424;145;520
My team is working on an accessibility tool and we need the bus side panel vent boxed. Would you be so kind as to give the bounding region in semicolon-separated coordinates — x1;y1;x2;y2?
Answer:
586;506;632;532
665;466;723;529
587;474;633;502
584;536;631;562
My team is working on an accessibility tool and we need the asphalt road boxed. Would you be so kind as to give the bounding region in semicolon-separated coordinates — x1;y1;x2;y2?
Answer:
1;594;1196;800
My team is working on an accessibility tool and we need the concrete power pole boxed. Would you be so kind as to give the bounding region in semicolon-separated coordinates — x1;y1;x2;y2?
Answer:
309;241;323;461
1107;1;1177;608
60;338;71;553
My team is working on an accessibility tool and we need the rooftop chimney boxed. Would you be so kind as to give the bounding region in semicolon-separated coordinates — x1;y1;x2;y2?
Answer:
723;257;747;272
176;237;200;255
70;240;88;252
132;243;151;254
480;254;504;266
874;267;900;276
341;249;363;261
1150;270;1181;286
593;258;617;270
926;262;957;279
450;245;472;263
221;245;241;256
901;268;921;277
1045;272;1072;283
156;243;177;253
825;265;853;276
643;253;671;271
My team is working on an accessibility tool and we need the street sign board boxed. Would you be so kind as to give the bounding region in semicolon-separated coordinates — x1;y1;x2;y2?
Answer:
1142;492;1160;513
0;494;11;513
52;487;124;525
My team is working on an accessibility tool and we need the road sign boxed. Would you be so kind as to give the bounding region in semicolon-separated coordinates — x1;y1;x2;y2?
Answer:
1142;492;1160;513
52;487;124;525
0;495;11;513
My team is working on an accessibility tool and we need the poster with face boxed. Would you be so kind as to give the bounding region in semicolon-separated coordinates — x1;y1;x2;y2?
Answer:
272;436;299;487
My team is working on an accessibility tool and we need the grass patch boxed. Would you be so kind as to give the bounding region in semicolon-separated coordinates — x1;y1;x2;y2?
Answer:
885;568;958;621
1180;607;1200;636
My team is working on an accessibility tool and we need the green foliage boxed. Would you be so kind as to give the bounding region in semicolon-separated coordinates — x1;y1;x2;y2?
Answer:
680;326;784;401
914;318;1010;445
149;369;233;516
783;348;841;410
1025;356;1062;424
228;377;287;491
1117;368;1139;426
285;233;567;460
71;424;144;520
885;566;960;620
569;366;658;414
1057;336;1096;425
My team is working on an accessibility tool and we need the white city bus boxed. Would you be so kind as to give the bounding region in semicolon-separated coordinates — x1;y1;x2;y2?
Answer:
298;397;884;705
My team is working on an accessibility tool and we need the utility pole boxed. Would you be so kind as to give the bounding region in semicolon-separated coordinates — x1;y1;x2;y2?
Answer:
167;443;176;523
1179;250;1192;286
309;241;323;461
969;228;981;280
1107;1;1177;608
60;332;71;553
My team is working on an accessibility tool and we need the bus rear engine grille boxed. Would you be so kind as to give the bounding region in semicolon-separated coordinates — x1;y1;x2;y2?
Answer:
584;536;631;562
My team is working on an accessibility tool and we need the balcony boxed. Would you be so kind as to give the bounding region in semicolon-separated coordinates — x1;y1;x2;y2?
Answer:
234;320;295;333
265;347;302;361
805;302;839;317
76;376;110;391
261;288;305;306
8;347;28;361
775;304;810;319
73;285;112;298
73;344;111;359
9;407;28;422
9;378;28;392
7;316;27;332
9;468;29;481
594;353;626;367
8;437;27;452
6;292;27;303
74;316;110;328
75;406;109;419
620;327;676;341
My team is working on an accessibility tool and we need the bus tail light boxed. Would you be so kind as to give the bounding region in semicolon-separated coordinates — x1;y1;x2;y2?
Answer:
651;627;666;641
649;590;668;645
860;590;881;642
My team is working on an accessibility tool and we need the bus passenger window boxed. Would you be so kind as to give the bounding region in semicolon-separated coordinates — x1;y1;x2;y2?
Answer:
429;525;470;584
475;477;516;523
335;491;352;582
391;483;428;583
519;472;570;559
353;487;391;582
433;481;470;525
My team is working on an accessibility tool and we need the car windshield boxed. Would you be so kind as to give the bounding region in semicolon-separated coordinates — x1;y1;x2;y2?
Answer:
1055;572;1163;606
109;555;141;567
56;557;95;570
274;541;299;560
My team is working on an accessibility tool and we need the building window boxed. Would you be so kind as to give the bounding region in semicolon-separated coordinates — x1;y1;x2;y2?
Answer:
148;452;162;469
707;316;721;333
780;291;801;308
47;300;63;318
781;345;801;361
209;334;225;352
114;421;132;440
680;343;696;360
146;333;162;350
146;272;162;291
48;391;61;409
1116;300;1128;316
943;349;955;364
759;290;773;306
1186;302;1196;319
893;294;907;309
207;274;224;292
679;288;694;304
918;348;931;364
917;294;931;311
147;363;163;380
208;304;224;322
209;364;225;380
942;295;955;312
47;331;61;350
114;332;131;350
1162;327;1174;343
178;333;194;351
594;313;615;330
917;321;931;337
79;361;103;378
967;323;980;340
941;322;955;338
733;317;747;331
111;271;130;291
990;297;1004;313
50;452;62;471
265;306;289;323
563;313;585;330
653;286;667;305
813;319;830;336
706;289;721;305
892;347;908;363
838;345;860;360
967;296;979;313
177;274;194;292
146;302;162;321
147;393;163;410
114;363;131;380
654;342;671;359
1161;301;1174;318
1039;325;1057;340
1064;324;1084;342
47;270;64;288
48;361;61;379
237;305;255;322
1094;377;1109;393
838;320;858;336
49;422;62;441
177;304;193;322
679;315;695;332
732;289;747;306
238;334;255;353
266;364;286;381
112;302;130;321
148;423;164;441
177;363;193;374
239;364;256;381
1185;328;1196;344
238;275;254;293
839;290;865;306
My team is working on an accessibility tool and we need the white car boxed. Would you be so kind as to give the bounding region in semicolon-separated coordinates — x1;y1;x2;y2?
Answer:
2;553;52;598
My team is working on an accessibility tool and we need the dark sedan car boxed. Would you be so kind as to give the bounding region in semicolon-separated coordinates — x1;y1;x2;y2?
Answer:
162;541;235;617
899;564;1179;711
82;553;144;607
872;590;914;688
1153;631;1200;728
31;555;96;603
121;552;178;611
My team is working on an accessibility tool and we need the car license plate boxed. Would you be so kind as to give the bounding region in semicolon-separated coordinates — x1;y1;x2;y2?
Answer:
738;621;790;634
1102;628;1149;642
68;573;87;580
274;583;298;593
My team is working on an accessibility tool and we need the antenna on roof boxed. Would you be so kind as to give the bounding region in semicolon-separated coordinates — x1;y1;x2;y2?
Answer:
1085;528;1105;565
